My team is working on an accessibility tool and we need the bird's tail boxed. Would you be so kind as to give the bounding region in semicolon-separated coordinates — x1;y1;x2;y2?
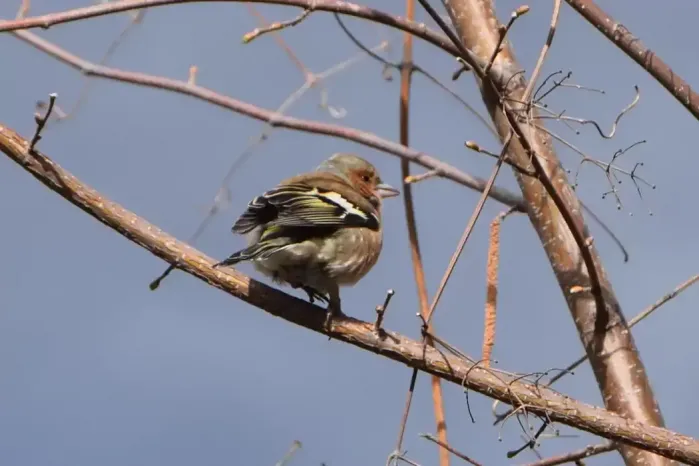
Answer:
213;239;290;268
212;248;251;268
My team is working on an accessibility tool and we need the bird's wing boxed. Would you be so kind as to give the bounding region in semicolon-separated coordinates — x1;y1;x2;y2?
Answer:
232;183;379;234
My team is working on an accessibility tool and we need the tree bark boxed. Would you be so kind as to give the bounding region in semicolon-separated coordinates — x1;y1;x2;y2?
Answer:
443;1;671;464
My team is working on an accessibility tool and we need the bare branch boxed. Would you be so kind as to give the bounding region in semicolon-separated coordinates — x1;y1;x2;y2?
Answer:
521;0;560;101
564;0;699;121
29;92;56;152
10;28;526;211
373;289;394;333
242;7;312;43
523;441;616;466
0;0;461;58
15;0;30;20
420;433;482;466
425;133;513;325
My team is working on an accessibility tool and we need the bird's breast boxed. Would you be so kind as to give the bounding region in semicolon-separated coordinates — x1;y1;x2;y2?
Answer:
321;227;383;285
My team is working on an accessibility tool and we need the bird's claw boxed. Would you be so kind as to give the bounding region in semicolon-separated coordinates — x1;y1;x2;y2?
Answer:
302;286;330;305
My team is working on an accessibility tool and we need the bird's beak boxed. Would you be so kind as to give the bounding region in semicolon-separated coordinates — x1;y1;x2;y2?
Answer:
376;182;400;199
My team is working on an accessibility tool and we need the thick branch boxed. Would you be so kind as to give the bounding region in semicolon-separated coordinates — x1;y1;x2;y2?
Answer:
10;28;526;212
442;1;668;464
564;0;699;121
1;123;698;464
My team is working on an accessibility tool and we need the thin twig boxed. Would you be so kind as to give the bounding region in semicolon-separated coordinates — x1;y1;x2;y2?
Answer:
242;7;312;43
29;92;56;152
15;0;30;19
535;86;641;139
333;13;497;138
245;4;310;76
38;8;146;124
374;289;395;333
483;5;528;76
425;133;513;324
420;434;482;466
393;1;449;463
404;169;440;184
389;370;419;466
523;441;616;466
521;0;560;102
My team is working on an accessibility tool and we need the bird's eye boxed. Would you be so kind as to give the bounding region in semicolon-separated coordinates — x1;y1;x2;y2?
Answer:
361;175;371;183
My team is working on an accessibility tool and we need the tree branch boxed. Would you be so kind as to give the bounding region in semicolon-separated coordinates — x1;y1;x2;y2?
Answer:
1;122;698;464
9;28;526;212
439;0;668;464
564;0;699;121
0;0;462;58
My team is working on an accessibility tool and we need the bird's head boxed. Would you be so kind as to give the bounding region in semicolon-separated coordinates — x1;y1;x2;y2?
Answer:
317;153;400;206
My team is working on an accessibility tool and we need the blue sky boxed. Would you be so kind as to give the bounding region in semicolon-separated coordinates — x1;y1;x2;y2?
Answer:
1;1;698;465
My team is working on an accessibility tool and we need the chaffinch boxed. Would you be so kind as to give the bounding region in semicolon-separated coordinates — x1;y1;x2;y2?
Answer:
214;153;399;329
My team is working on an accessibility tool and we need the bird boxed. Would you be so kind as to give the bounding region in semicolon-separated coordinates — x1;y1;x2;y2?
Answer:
213;153;399;330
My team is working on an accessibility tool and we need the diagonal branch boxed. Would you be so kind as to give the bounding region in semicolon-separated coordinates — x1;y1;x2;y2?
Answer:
10;28;526;211
1;122;698;464
564;0;699;121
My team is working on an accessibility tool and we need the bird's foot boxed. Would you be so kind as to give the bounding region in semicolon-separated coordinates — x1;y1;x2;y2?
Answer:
289;283;329;305
303;286;330;305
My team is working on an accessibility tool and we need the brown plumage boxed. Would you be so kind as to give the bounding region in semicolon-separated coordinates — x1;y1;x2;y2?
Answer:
214;153;399;330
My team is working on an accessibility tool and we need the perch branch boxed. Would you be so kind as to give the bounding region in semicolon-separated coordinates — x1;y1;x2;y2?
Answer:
1;122;698;464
